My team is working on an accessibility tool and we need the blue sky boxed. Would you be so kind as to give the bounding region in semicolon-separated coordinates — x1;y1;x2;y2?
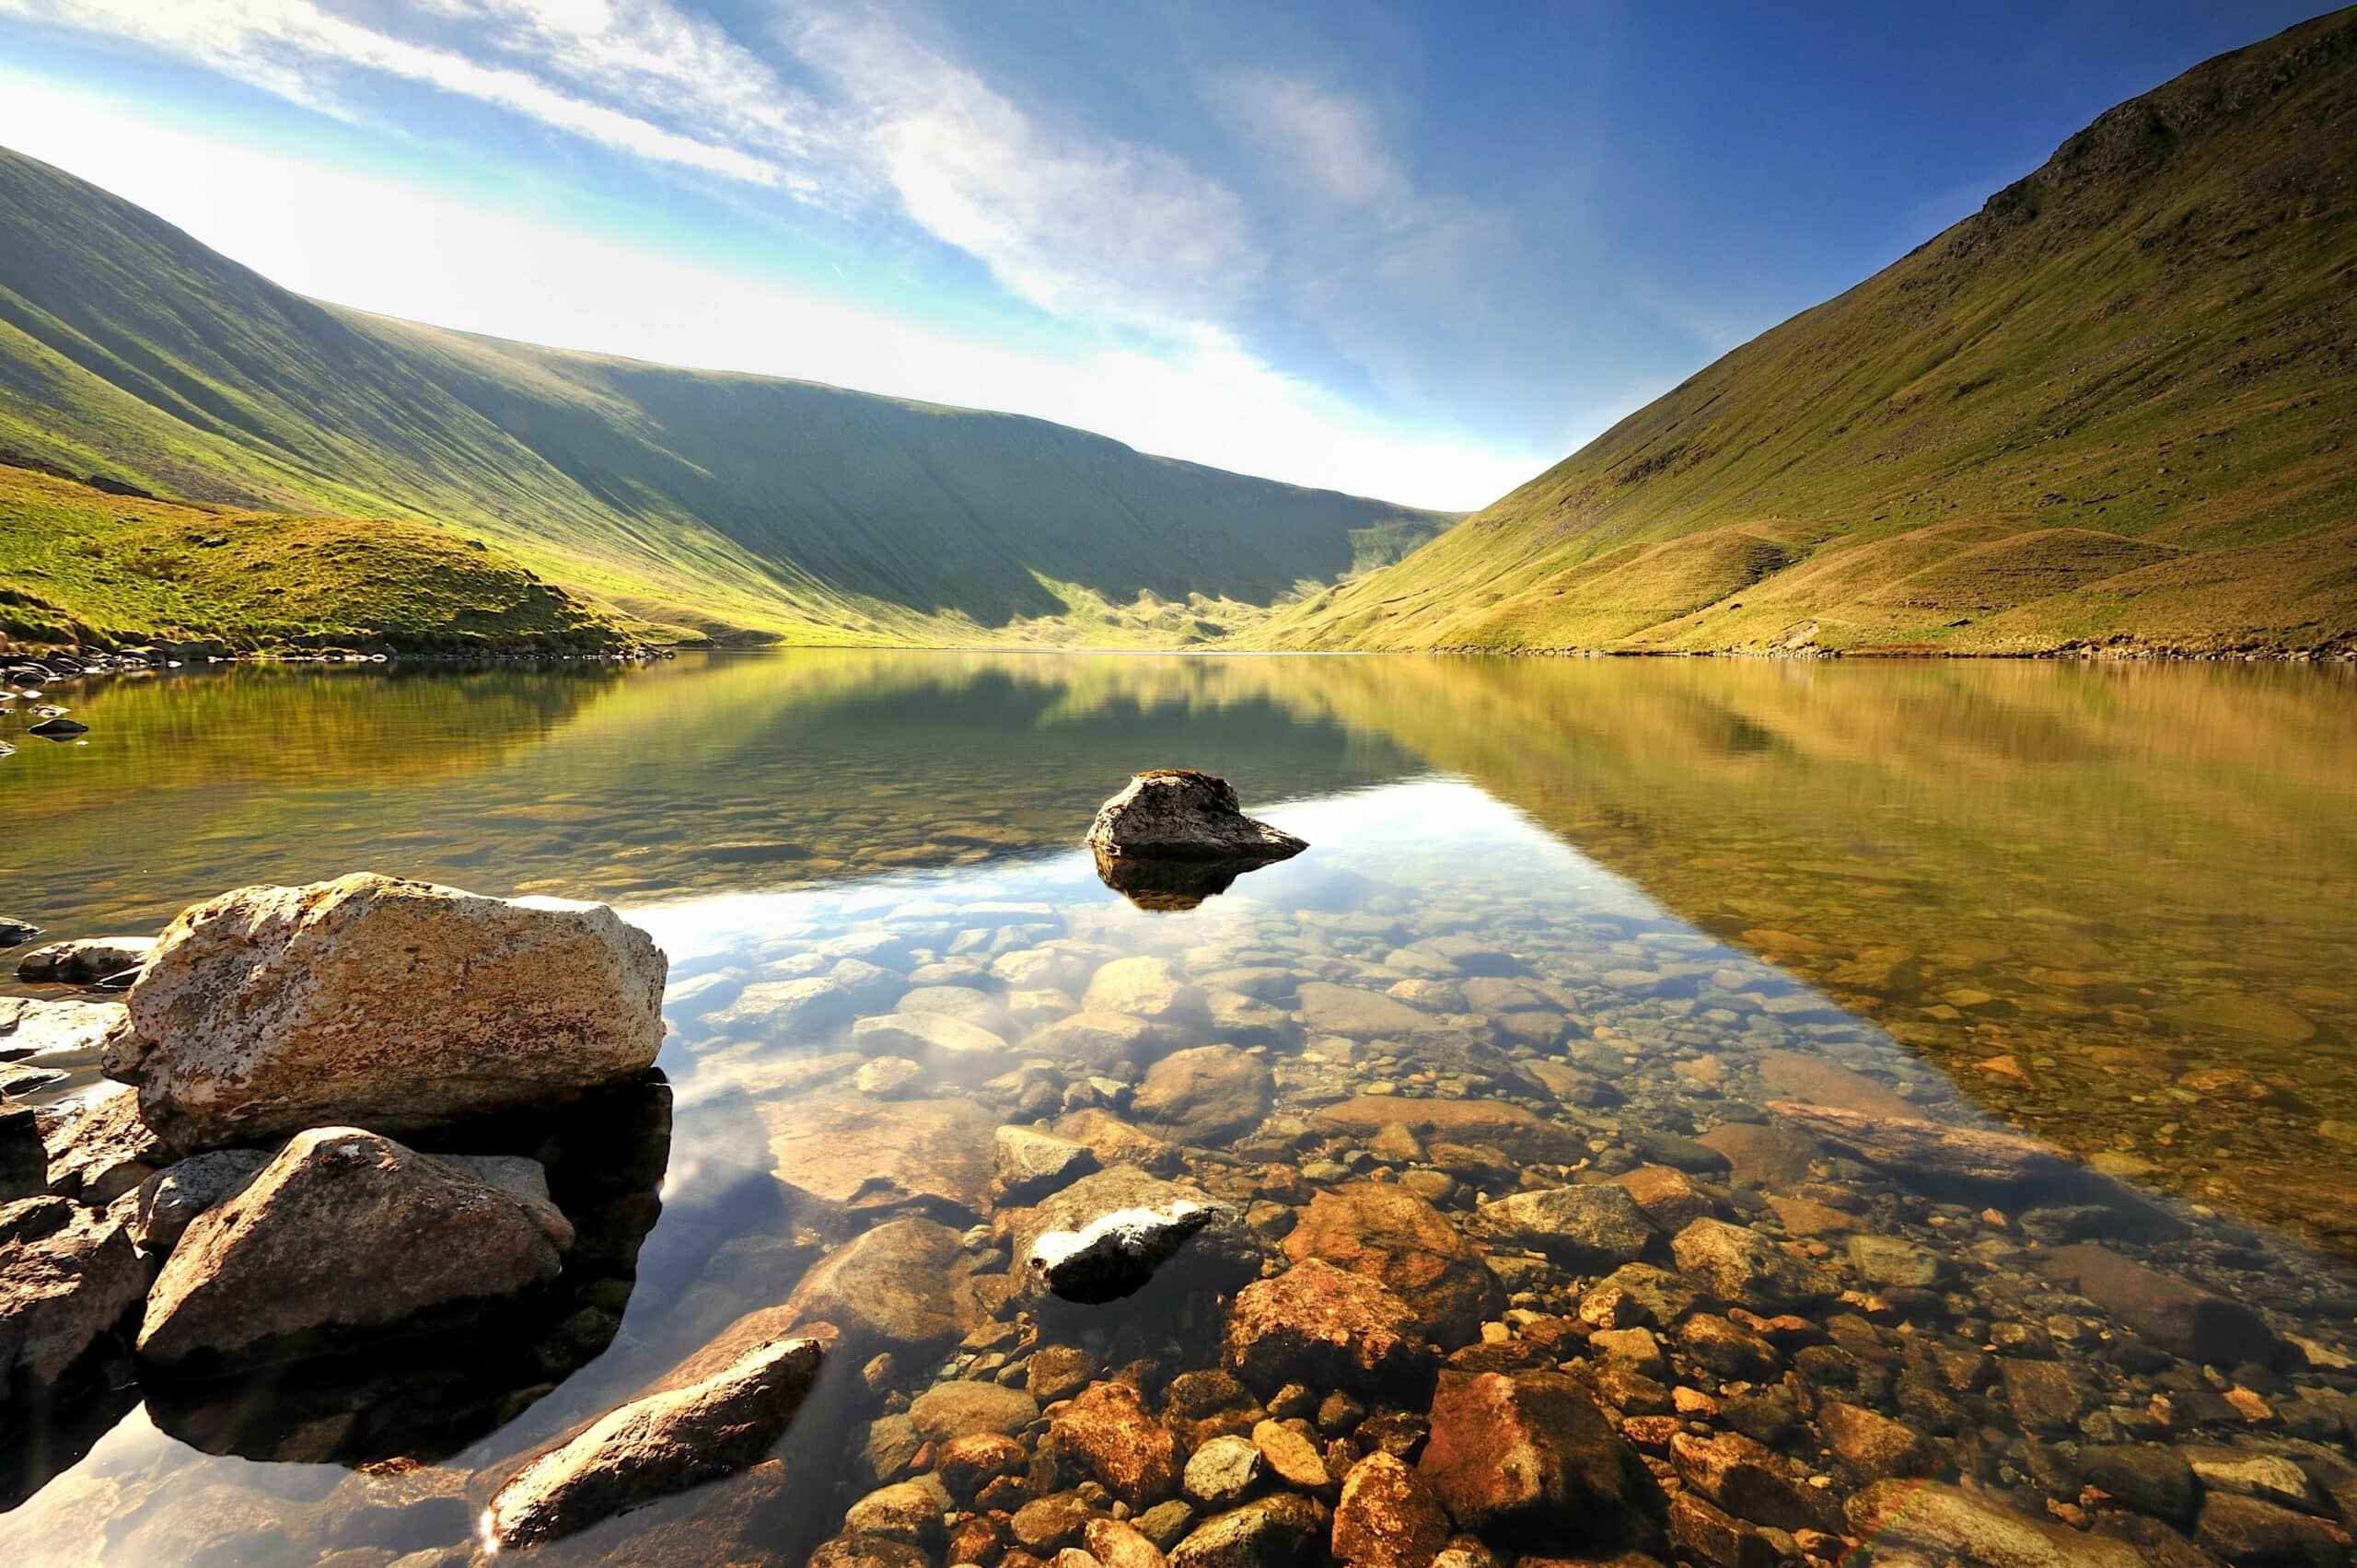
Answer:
0;1;2330;508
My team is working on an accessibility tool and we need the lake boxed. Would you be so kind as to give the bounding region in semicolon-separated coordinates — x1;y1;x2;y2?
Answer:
4;651;2355;1564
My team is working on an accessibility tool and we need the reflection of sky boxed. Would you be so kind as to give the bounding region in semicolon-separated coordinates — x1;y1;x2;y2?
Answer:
634;776;1934;1129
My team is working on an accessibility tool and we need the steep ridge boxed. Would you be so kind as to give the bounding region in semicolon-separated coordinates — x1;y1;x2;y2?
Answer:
0;146;1447;645
1258;8;2357;656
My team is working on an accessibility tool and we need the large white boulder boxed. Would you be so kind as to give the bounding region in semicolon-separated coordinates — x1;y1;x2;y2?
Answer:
108;875;666;1147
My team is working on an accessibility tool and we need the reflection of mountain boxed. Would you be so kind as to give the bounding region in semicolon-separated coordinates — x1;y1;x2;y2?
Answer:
0;653;1424;932
12;653;2354;1251
1282;656;2357;1251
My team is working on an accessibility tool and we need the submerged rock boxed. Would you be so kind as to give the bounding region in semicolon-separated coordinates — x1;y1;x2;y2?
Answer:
487;1333;827;1549
1286;1179;1504;1345
0;1195;144;1391
1131;1045;1273;1145
1087;770;1307;865
1014;1167;1264;1304
762;1093;995;1223
1223;1259;1434;1396
1669;1217;1837;1313
137;1127;573;1365
1051;1379;1181;1506
1418;1369;1638;1541
993;1124;1099;1202
1476;1183;1658;1271
110;875;666;1147
782;1215;975;1362
1845;1478;2144;1566
2038;1242;2282;1366
1766;1100;2073;1190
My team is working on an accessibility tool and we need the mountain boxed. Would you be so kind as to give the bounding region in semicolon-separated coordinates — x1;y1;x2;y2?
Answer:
1256;9;2357;656
0;146;1449;649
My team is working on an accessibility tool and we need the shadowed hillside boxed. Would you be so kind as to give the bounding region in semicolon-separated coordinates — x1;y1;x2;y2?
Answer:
0;148;1447;647
1258;9;2357;656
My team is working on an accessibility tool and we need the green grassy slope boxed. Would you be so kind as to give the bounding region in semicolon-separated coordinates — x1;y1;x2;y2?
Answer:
1257;9;2357;656
0;147;1448;646
0;467;625;651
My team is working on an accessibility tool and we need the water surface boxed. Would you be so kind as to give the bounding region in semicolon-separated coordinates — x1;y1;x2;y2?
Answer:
4;652;2354;1562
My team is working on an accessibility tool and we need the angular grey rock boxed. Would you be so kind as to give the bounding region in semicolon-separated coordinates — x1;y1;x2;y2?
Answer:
487;1334;826;1548
110;875;666;1147
138;1127;573;1365
0;1195;144;1389
1014;1167;1266;1305
131;1149;271;1254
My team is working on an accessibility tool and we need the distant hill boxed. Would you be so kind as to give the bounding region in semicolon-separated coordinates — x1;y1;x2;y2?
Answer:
0;147;1448;648
1257;9;2357;656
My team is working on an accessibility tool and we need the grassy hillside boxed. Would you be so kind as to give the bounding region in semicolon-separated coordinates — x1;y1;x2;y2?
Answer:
1258;9;2357;656
0;466;625;652
0;148;1448;648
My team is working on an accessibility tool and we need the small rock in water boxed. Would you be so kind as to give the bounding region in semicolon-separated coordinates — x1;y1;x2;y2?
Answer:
0;918;42;950
26;716;87;738
1019;1168;1243;1304
1087;770;1306;909
16;936;153;987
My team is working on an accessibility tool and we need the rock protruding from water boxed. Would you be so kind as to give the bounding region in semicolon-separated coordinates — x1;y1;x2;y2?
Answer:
1087;770;1306;909
487;1334;827;1549
1014;1166;1265;1304
109;874;667;1147
17;936;153;987
137;1126;574;1365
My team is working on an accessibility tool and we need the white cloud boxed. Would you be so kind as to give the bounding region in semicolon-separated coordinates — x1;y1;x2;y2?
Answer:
1207;69;1410;209
0;75;1543;508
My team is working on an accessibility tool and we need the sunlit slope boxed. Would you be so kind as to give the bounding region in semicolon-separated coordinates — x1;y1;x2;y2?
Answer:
0;147;1447;645
1259;9;2357;656
0;467;623;651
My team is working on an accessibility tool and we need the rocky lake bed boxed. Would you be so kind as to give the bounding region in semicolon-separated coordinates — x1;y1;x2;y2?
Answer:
1;654;2354;1568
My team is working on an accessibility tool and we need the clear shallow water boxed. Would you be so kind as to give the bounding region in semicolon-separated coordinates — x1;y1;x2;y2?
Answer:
4;652;2356;1563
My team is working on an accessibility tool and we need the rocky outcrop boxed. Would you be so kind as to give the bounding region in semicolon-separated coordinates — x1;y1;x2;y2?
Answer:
486;1334;827;1549
110;875;666;1147
1;1195;144;1390
137;1127;573;1365
36;1083;170;1205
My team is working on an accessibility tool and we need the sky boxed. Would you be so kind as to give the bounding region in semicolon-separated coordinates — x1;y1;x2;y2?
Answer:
0;1;2333;510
